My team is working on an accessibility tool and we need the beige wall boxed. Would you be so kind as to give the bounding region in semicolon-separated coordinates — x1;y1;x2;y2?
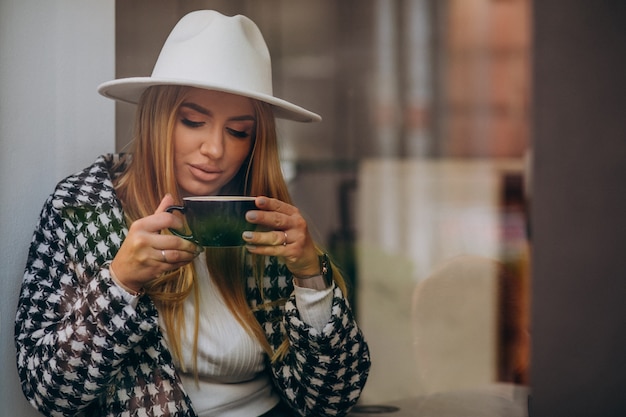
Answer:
0;1;115;414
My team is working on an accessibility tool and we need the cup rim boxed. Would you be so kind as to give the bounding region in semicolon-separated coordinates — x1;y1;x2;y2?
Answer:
182;196;256;202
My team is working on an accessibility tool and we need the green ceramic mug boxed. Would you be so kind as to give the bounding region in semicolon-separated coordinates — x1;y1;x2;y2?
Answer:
166;196;257;247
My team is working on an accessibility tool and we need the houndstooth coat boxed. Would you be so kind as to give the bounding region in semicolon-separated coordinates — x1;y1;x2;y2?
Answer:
15;154;370;417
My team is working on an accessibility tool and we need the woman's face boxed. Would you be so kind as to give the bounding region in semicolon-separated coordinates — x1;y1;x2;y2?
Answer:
173;88;255;197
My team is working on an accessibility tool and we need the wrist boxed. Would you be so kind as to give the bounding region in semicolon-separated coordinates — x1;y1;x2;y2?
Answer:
110;264;144;297
292;254;333;290
293;274;332;290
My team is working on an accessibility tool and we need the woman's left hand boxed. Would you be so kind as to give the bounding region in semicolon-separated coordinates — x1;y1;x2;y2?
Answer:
243;196;320;278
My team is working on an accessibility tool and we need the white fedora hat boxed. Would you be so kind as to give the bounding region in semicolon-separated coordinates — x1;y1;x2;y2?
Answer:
98;10;321;123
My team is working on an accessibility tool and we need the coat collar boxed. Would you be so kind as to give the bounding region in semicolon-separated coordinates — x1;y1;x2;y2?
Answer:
51;154;130;211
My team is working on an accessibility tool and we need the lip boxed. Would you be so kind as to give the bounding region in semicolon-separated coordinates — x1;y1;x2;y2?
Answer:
188;163;223;181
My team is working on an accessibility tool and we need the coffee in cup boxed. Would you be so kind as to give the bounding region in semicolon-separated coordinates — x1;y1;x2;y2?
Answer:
166;196;257;247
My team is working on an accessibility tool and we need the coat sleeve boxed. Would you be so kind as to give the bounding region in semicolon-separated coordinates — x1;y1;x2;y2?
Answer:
269;286;371;417
14;197;160;415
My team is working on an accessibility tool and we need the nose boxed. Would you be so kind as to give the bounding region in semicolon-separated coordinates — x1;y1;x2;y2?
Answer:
199;127;224;160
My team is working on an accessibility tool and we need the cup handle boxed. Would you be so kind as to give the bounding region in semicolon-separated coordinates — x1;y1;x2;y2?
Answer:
165;205;196;242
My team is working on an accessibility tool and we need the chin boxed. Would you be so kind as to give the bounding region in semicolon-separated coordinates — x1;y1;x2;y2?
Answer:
180;186;220;197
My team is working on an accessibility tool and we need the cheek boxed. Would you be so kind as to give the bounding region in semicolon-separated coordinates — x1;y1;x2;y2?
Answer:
230;140;254;165
172;127;182;155
172;129;206;167
172;130;190;176
172;127;190;154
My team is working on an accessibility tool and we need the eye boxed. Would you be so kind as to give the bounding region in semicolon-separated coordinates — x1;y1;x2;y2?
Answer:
181;118;204;128
226;127;251;139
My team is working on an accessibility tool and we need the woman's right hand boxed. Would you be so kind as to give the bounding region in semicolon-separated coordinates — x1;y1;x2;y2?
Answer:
110;194;200;293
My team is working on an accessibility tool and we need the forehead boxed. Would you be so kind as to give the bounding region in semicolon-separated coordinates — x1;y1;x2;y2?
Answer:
181;88;254;114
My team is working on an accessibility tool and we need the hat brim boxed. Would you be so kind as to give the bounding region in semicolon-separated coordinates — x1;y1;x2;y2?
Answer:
97;77;322;123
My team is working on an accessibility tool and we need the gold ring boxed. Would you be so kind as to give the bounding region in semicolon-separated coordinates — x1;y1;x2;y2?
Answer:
282;232;288;246
161;250;168;263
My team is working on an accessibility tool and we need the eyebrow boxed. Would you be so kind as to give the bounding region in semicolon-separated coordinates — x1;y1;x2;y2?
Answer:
180;102;256;122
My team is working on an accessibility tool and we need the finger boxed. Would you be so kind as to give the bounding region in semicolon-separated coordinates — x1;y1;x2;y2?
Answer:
157;234;201;255
255;196;298;216
279;230;288;246
155;193;176;214
246;208;289;230
242;230;289;247
154;193;184;230
130;211;184;236
159;247;201;266
128;195;183;235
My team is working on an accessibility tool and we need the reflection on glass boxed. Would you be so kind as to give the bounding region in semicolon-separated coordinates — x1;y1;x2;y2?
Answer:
116;0;531;414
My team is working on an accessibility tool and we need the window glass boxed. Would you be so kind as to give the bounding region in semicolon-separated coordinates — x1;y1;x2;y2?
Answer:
116;0;531;409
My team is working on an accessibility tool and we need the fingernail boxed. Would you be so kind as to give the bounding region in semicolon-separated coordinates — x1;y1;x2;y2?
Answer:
245;244;257;251
243;231;253;240
246;211;257;220
257;197;267;206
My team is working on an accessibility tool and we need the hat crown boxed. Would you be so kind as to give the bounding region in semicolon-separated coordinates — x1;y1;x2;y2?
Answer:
152;10;273;96
97;10;321;122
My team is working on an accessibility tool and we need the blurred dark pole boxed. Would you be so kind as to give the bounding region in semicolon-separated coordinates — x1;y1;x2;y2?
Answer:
531;1;626;416
329;179;359;313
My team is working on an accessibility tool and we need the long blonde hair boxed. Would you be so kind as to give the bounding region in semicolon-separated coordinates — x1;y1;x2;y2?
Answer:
114;85;346;369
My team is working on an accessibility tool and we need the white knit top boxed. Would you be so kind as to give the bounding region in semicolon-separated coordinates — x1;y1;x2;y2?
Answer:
174;256;334;417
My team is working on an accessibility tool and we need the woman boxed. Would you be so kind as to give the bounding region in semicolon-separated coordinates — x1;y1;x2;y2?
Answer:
15;10;370;417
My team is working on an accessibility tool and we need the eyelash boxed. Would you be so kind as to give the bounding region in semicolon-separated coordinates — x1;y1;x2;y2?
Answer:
181;118;204;128
226;128;250;139
181;118;250;139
